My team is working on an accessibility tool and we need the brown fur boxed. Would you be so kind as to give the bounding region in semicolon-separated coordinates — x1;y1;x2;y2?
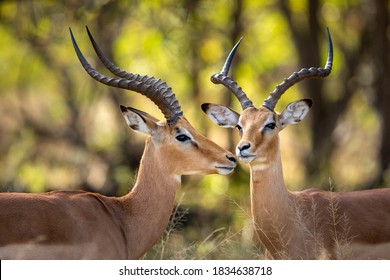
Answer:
0;116;236;259
242;107;390;259
203;103;390;259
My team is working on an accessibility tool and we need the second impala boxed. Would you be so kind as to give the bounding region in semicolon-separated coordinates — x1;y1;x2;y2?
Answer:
202;30;390;259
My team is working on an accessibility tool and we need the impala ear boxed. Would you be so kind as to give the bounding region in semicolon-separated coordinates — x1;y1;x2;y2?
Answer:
201;103;240;128
279;99;312;129
120;105;159;136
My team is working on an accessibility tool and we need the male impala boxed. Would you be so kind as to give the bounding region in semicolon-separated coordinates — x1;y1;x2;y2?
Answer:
0;27;236;259
202;30;390;259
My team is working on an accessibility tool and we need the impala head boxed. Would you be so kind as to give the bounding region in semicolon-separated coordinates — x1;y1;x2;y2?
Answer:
202;29;332;166
120;106;236;175
70;27;236;176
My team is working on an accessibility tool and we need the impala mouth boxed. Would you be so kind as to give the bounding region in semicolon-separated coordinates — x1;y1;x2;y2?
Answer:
238;155;256;163
216;166;235;175
236;148;256;163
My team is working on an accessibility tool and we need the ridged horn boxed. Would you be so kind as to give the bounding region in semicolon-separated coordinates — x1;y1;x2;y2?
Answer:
210;38;254;110
69;27;183;125
262;28;333;111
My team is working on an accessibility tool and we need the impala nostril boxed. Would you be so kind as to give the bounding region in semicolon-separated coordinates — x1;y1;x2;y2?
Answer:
238;143;251;151
226;155;237;163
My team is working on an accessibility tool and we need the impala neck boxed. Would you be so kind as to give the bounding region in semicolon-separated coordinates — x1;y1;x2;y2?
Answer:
122;138;180;259
249;142;297;257
249;143;288;207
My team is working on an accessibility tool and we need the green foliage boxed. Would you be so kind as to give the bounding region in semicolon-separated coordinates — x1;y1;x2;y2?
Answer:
0;0;389;259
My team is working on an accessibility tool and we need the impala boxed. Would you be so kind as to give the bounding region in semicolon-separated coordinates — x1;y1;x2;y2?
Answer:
202;30;390;259
0;27;237;259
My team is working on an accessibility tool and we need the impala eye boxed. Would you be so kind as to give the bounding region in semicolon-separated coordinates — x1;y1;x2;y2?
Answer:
176;134;191;142
265;122;276;130
236;124;243;132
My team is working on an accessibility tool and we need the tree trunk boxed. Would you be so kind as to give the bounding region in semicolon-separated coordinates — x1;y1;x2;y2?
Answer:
366;0;390;188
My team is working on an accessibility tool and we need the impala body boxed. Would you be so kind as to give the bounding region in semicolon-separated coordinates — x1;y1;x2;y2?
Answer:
0;27;236;259
202;30;390;259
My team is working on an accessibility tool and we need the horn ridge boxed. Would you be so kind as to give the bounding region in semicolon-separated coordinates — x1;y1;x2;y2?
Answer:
70;27;183;125
262;28;333;111
211;38;254;110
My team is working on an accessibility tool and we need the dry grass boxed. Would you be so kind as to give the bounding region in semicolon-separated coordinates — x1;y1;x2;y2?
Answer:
143;180;356;260
142;193;264;260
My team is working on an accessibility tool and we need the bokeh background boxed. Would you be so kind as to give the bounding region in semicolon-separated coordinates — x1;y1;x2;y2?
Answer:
0;0;389;259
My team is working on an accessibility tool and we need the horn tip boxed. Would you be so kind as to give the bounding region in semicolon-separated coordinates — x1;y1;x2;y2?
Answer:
69;27;74;37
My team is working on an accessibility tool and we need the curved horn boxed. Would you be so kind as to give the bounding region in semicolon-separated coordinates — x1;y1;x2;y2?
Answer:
210;38;254;110
263;28;333;111
69;27;183;125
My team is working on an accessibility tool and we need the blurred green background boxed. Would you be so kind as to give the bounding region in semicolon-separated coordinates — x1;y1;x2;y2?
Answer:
0;0;389;259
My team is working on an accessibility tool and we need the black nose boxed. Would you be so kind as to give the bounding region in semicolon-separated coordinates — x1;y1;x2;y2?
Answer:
238;143;250;151
226;155;237;163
